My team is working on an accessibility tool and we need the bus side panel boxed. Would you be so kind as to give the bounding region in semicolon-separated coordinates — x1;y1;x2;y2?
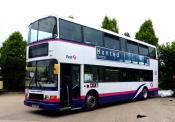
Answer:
71;99;82;108
99;93;134;104
148;88;158;97
81;82;158;106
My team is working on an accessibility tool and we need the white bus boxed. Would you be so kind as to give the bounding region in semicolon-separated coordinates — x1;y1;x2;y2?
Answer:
24;16;158;111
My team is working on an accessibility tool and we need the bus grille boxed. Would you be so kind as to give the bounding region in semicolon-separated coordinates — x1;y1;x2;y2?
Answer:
29;93;43;100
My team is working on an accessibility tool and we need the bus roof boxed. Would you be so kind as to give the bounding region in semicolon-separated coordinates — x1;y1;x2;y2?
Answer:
30;15;156;49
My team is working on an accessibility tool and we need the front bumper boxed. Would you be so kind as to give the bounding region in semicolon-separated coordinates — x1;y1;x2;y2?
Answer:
24;99;60;111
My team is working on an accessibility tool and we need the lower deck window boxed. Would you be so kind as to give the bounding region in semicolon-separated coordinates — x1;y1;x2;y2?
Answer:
84;65;153;82
84;65;98;82
105;69;120;82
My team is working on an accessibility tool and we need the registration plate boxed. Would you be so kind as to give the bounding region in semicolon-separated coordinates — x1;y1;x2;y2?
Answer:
32;104;39;109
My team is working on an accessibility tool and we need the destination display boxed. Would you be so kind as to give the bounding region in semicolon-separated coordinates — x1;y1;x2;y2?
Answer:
96;47;149;66
29;43;48;58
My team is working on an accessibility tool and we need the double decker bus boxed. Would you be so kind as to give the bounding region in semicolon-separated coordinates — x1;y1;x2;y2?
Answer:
24;16;158;111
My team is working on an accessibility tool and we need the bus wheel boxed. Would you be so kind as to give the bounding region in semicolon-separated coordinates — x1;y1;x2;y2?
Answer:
85;93;98;111
142;88;148;99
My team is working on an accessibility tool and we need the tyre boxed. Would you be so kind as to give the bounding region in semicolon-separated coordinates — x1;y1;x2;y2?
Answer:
142;88;148;99
85;93;98;111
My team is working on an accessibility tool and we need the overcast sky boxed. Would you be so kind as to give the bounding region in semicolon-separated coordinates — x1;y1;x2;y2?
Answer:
0;0;175;46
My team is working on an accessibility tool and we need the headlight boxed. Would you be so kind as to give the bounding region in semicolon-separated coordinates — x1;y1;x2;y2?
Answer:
44;95;50;100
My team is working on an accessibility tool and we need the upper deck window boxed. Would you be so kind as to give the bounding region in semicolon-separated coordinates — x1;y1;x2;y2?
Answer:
149;47;156;59
28;17;57;44
139;44;149;56
83;27;103;46
104;34;120;50
59;19;82;42
120;38;127;51
127;41;138;54
29;22;38;43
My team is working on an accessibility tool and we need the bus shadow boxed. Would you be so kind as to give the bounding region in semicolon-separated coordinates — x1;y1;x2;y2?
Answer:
97;97;157;110
98;98;148;109
29;109;84;118
29;97;156;117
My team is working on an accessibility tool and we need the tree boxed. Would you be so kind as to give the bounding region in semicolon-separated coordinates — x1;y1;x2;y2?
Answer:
158;41;175;89
101;16;119;33
135;19;158;46
123;32;130;37
0;32;26;90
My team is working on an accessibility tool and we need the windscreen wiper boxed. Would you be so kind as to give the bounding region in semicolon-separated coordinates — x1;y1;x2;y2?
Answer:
29;71;43;89
28;71;36;88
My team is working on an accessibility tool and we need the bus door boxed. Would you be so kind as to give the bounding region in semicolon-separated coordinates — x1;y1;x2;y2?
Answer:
60;63;80;108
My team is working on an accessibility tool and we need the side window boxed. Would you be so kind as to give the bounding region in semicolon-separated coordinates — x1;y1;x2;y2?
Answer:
105;68;121;82
139;45;149;56
83;27;103;46
139;70;153;81
84;65;153;82
127;69;139;81
59;19;82;42
120;38;127;51
84;65;98;82
104;34;120;50
133;69;140;81
121;68;128;81
149;47;156;59
127;41;138;54
139;70;145;82
147;70;153;81
98;66;104;82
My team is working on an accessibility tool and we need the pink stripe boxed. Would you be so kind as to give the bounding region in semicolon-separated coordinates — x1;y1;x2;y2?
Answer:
28;40;50;47
80;96;86;100
80;90;136;99
28;39;96;48
43;99;60;103
148;88;159;91
99;90;136;97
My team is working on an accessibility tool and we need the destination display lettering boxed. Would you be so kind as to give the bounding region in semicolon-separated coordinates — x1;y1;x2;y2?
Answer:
96;47;149;66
